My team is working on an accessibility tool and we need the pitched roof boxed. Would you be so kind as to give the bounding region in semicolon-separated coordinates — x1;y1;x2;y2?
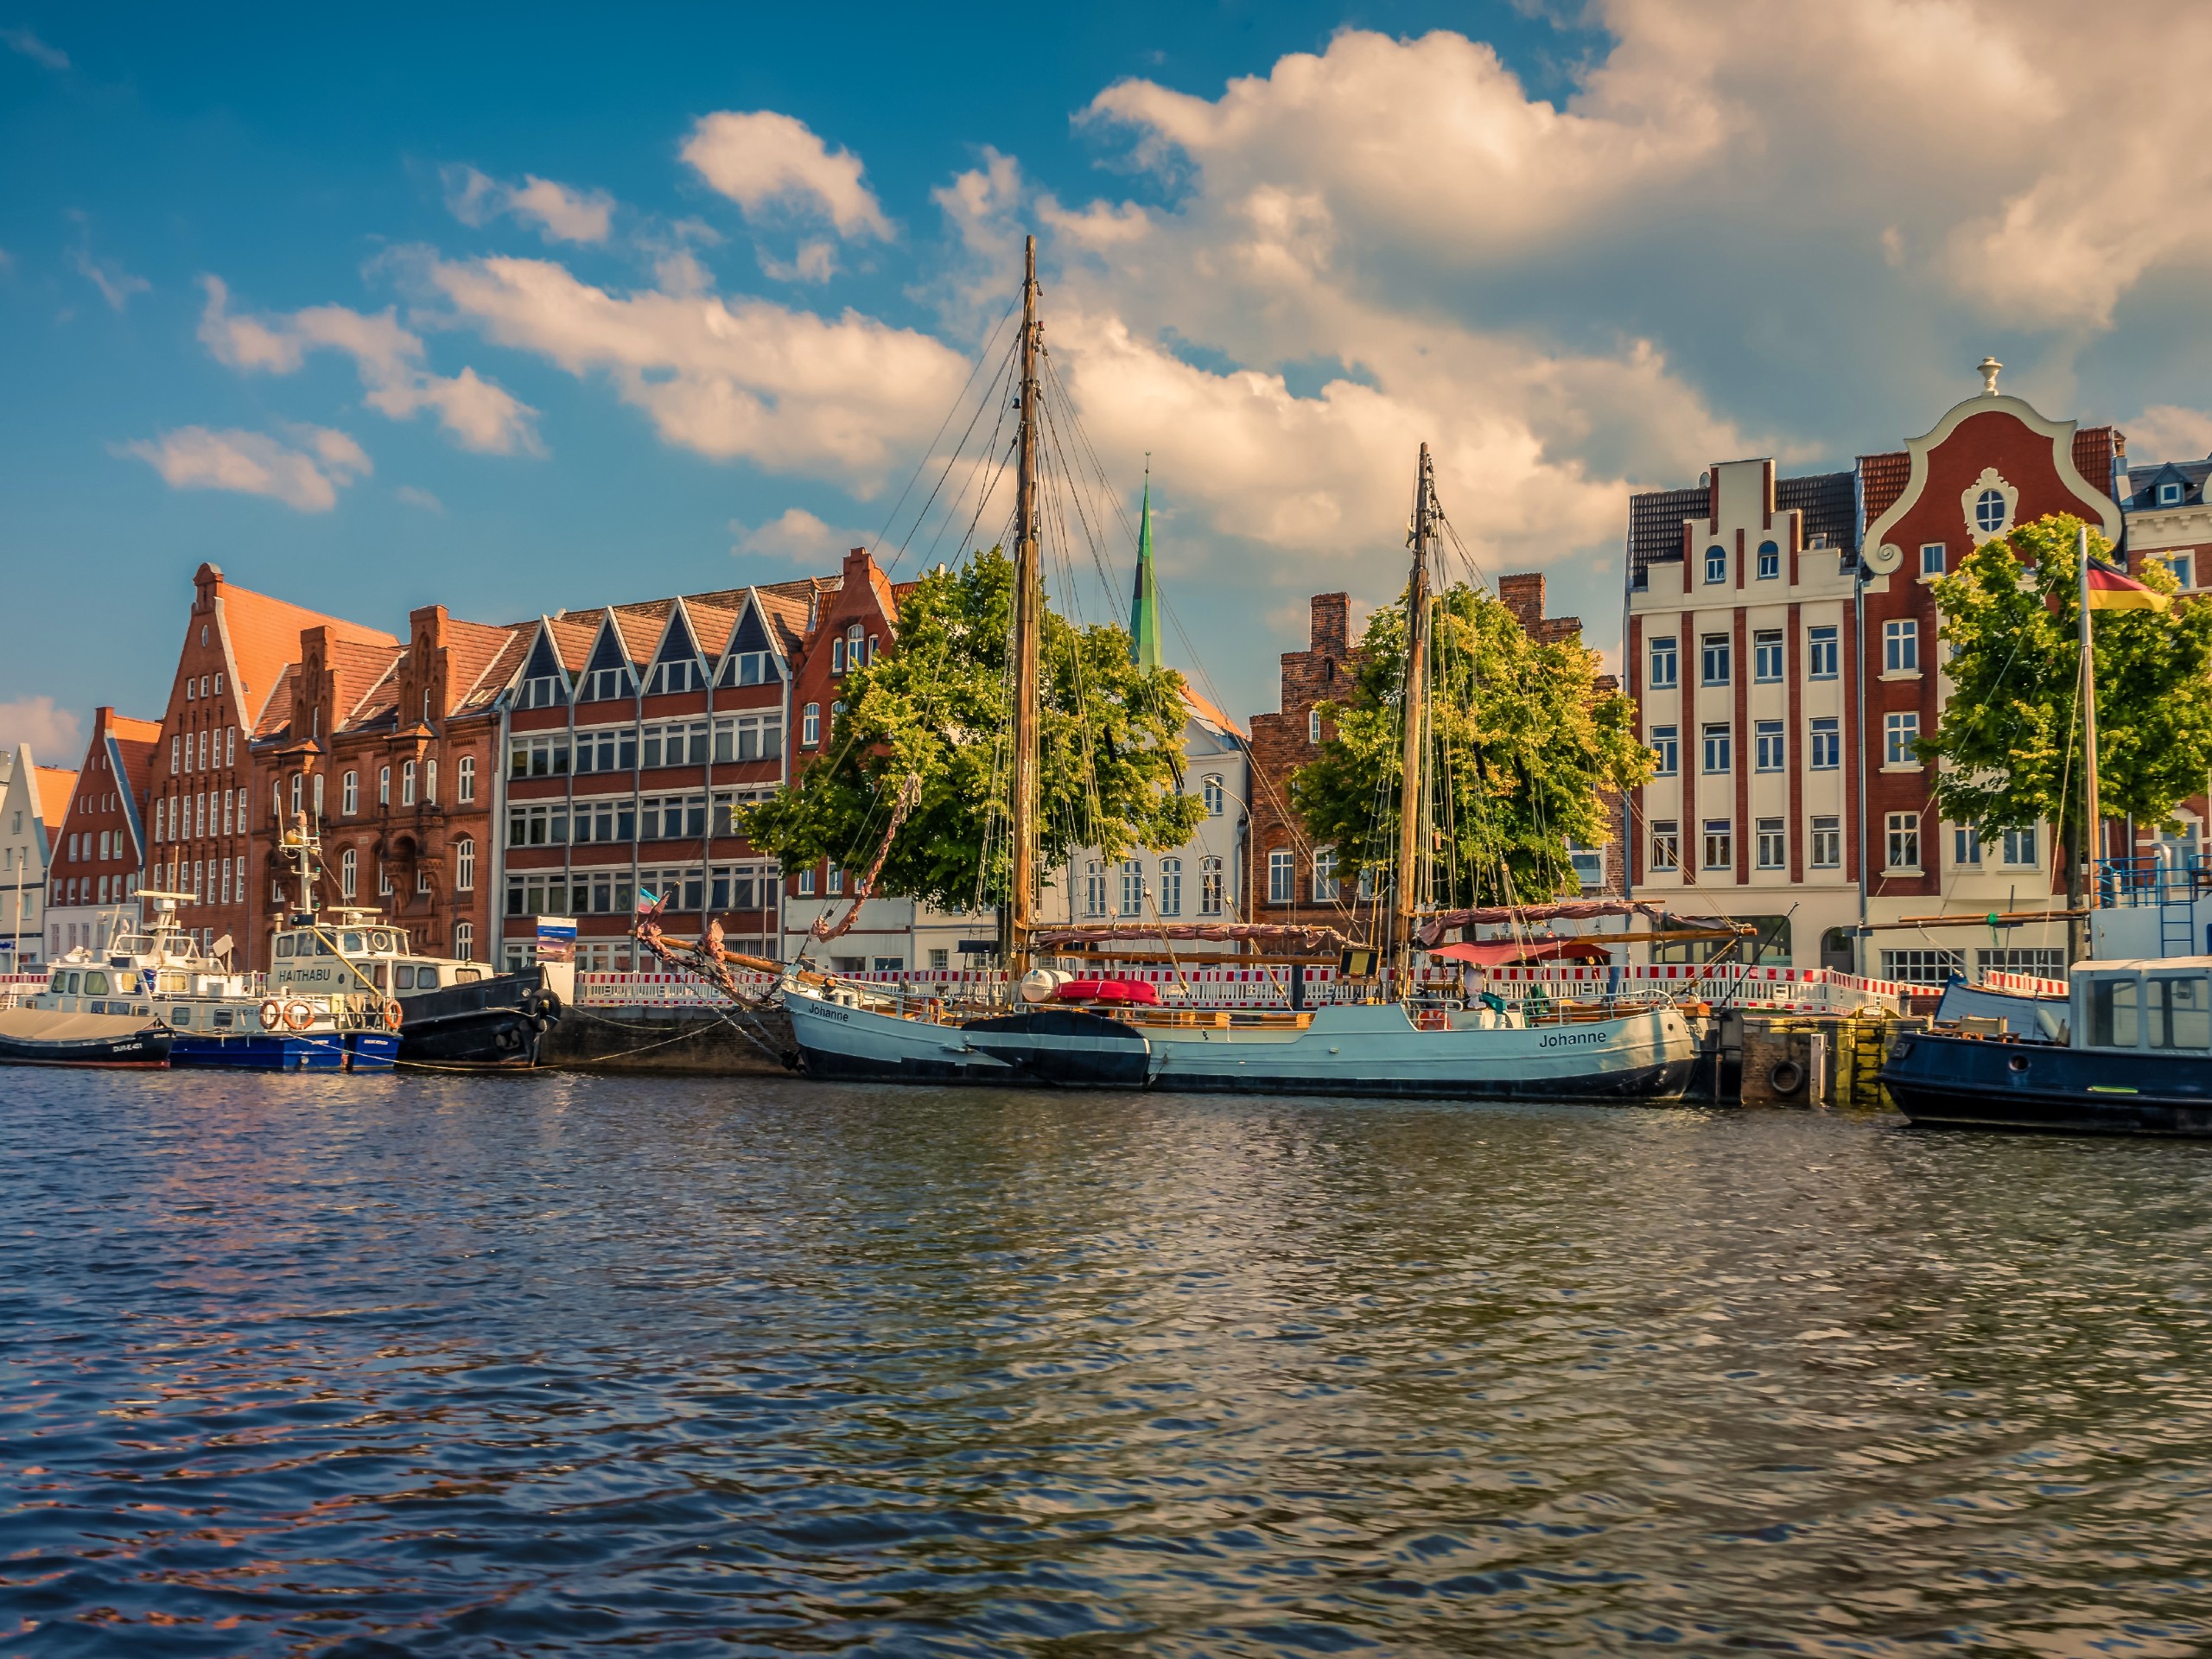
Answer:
1180;684;1249;741
2124;457;2212;511
1776;469;1859;555
1625;484;1707;589
1857;450;1910;522
35;766;77;828
253;664;300;741
219;581;397;729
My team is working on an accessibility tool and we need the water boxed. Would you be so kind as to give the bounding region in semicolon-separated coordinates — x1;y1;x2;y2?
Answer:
3;1076;2211;1657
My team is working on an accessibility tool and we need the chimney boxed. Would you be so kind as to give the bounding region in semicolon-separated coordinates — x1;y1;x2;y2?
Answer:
1498;573;1546;637
1310;592;1350;657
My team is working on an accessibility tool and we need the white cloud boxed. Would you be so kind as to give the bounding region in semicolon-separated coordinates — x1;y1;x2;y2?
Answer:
198;276;540;454
421;252;968;490
682;111;893;239
119;424;371;512
395;484;446;512
67;216;148;312
733;507;874;562
2128;406;2212;462
0;696;82;760
1;26;66;70
443;165;615;245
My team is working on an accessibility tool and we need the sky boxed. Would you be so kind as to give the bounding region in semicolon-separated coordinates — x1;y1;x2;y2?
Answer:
6;0;2212;765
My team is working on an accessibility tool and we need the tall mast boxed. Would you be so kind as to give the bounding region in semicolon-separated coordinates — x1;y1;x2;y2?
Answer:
2079;522;2102;928
1007;234;1043;980
1395;443;1436;992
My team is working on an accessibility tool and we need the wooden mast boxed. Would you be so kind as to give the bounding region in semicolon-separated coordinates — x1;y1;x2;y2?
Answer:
2077;522;2102;942
1007;234;1043;982
1394;443;1436;992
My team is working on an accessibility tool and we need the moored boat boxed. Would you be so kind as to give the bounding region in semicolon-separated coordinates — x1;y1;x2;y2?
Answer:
0;1004;172;1067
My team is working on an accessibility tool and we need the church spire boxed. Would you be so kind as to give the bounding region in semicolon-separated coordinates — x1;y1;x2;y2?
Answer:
1129;462;1163;671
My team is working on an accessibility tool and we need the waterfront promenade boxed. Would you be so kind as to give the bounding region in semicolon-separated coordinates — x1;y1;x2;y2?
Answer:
4;1072;2207;1654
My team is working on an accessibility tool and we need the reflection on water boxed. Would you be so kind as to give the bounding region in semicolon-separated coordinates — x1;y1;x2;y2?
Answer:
3;1072;2211;1656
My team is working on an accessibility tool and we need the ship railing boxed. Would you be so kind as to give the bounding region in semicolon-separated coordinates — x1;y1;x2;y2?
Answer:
2095;849;2212;908
0;972;49;1009
1478;963;1908;1014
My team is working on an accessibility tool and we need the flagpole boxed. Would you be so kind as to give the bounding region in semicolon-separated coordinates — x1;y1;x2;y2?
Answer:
2080;524;2101;913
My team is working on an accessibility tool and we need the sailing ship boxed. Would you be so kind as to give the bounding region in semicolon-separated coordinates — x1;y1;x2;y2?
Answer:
771;236;1703;1099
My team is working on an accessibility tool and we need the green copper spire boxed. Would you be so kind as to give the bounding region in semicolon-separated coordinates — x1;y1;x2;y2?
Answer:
1129;466;1163;671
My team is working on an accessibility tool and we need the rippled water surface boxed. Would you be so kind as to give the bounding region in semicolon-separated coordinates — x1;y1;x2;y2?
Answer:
6;1075;2212;1656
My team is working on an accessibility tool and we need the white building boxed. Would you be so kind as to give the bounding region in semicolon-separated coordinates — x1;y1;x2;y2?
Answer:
0;747;75;971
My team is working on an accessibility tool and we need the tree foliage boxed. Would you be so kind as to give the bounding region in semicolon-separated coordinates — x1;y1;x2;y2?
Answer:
737;548;1205;913
1291;582;1654;906
1923;513;2212;894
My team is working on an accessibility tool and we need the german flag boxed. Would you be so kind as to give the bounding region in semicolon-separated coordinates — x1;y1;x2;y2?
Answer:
2086;556;2171;612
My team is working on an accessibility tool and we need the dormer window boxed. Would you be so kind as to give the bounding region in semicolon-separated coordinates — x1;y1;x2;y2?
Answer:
520;674;563;709
721;651;776;687
2159;481;2183;505
587;666;632;701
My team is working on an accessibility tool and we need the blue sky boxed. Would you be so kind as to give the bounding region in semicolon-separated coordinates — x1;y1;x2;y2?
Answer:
5;0;2210;761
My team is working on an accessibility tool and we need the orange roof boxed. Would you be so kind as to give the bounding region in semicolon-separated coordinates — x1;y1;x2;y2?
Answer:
1179;684;1249;741
107;716;162;809
219;580;397;729
35;766;77;828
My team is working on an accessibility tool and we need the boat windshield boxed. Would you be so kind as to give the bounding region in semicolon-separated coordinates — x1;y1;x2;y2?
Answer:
342;931;364;956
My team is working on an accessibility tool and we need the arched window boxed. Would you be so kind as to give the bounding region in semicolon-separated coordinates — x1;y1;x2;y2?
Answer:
312;773;324;817
425;760;438;804
1756;540;1780;580
1268;849;1294;905
1119;858;1144;917
378;766;391;806
454;921;474;962
343;771;359;816
455;837;475;891
1202;774;1224;817
1158;856;1183;917
458;755;477;803
401;760;416;806
340;848;358;898
802;703;821;747
289;772;302;817
1308;709;1323;745
1199;856;1225;917
1706;544;1728;583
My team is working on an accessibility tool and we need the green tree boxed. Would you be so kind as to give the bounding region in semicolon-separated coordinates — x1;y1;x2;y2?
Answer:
737;547;1205;914
1923;513;2212;918
1291;581;1654;907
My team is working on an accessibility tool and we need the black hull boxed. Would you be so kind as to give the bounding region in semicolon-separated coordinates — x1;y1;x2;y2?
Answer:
1884;1031;2212;1136
394;970;559;1069
801;1007;1153;1089
0;1027;173;1068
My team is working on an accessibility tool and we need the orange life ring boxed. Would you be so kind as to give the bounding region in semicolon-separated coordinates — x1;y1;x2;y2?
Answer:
259;998;283;1032
383;999;404;1032
283;1000;315;1032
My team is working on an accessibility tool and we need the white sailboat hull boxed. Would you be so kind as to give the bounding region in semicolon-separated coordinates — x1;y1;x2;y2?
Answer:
785;987;1700;1101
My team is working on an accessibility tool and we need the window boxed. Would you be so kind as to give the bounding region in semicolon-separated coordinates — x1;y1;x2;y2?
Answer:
1119;858;1144;917
2158;481;2183;506
1309;708;1323;746
1756;818;1785;869
1974;488;2007;536
1978;947;2066;981
1920;543;1947;576
846;624;864;668
341;770;358;816
1159;856;1183;917
797;867;816;897
803;702;820;747
1200;856;1225;916
2150;975;2209;1050
169;735;180;772
586;665;632;702
454;922;474;963
1701;722;1732;773
520;674;565;709
459;755;476;803
340;848;357;898
378;859;392;896
1809;717;1840;771
2165;552;2196;590
1702;819;1732;870
401;760;417;806
2088;976;2140;1048
1885;811;1921;871
1753;630;1783;683
1754;720;1784;772
1953;824;1981;867
455;838;474;891
1700;632;1731;686
1202;774;1225;817
378;766;391;805
722;651;776;687
929;948;949;970
2001;825;2040;868
1268;849;1294;905
1884;710;1920;766
1648;635;1678;690
1807;626;1839;680
425;760;437;804
1884;620;1919;674
827;866;843;895
1810;815;1841;868
712;712;784;763
1568;842;1605;887
1312;847;1336;902
1756;540;1780;581
1084;860;1106;918
1705;544;1727;584
291;773;303;817
575;727;639;775
1650;725;1678;776
829;638;844;674
1883;948;1966;987
652;658;698;696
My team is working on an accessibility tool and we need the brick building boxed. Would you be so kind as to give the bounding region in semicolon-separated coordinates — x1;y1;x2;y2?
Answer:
150;563;398;965
42;706;160;957
1624;365;2126;979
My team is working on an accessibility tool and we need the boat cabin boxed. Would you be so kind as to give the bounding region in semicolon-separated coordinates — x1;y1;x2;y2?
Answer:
269;915;491;999
2070;959;2212;1054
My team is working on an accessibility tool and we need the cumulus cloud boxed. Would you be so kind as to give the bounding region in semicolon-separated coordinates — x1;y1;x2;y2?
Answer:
682;111;893;239
2;26;67;70
119;424;372;512
198;276;540;454
443;165;615;245
420;252;967;490
733;507;874;562
0;696;82;760
2127;405;2212;463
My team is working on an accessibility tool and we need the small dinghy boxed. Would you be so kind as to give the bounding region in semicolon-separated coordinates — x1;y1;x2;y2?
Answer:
0;1006;173;1068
